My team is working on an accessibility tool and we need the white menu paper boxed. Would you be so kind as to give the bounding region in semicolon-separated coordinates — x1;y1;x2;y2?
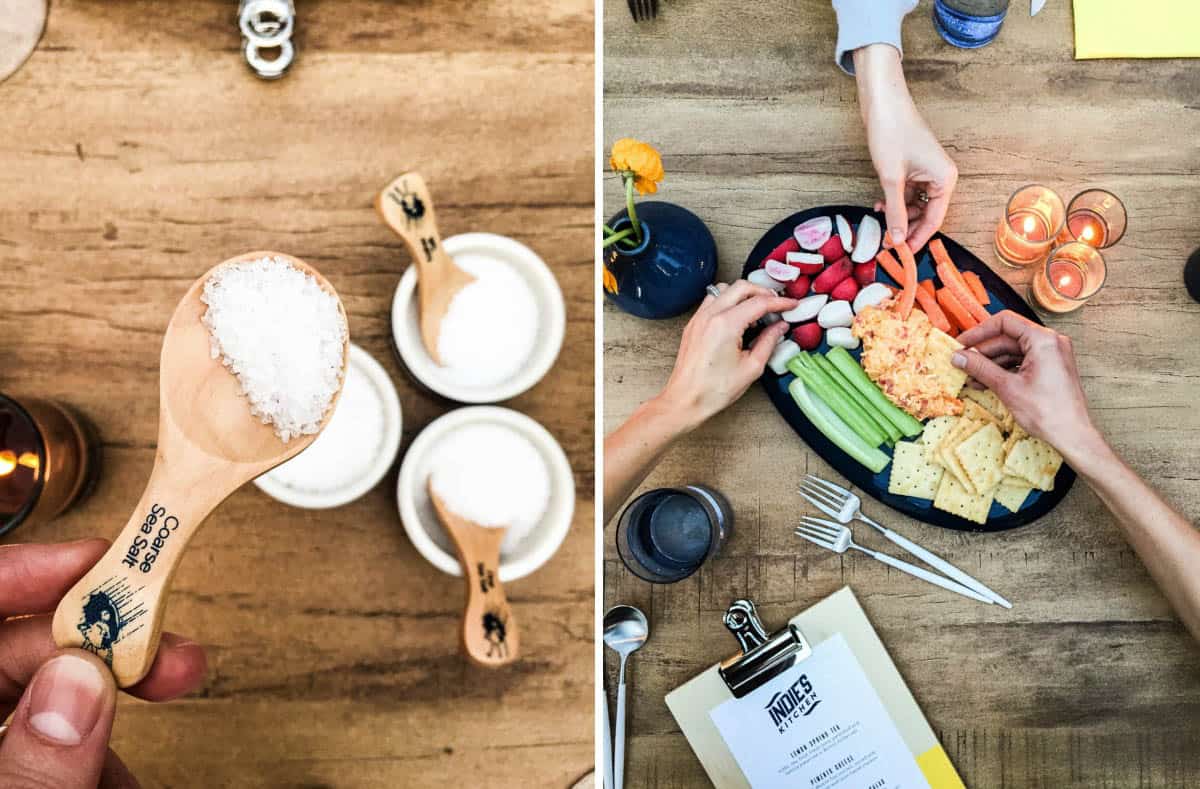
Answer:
709;633;931;789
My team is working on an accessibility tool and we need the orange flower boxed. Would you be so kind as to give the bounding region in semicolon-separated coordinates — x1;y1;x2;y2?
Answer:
610;138;664;195
603;265;619;294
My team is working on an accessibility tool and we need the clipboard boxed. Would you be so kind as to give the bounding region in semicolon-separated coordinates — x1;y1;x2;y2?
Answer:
665;587;964;789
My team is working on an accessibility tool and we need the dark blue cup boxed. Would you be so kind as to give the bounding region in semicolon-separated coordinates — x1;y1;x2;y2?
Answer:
933;0;1010;49
616;485;733;583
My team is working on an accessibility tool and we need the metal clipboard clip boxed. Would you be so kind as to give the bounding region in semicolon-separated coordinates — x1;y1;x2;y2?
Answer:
717;599;812;698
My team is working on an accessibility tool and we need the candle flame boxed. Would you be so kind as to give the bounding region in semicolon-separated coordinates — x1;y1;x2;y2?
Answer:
0;450;39;477
1023;216;1037;235
1058;275;1072;289
1081;224;1095;242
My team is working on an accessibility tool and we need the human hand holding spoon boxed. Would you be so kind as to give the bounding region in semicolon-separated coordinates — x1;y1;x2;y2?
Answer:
51;251;348;688
376;171;475;365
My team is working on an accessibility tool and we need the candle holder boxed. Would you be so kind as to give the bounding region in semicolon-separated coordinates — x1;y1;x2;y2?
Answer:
1029;242;1107;315
1056;188;1127;249
994;184;1066;268
0;394;99;538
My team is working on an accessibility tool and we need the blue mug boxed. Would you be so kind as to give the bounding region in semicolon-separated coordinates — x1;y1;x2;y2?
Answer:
933;0;1010;49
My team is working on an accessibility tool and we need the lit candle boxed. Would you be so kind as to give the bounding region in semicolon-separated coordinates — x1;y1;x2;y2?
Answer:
0;395;95;538
1030;242;1106;314
994;185;1065;268
1057;189;1127;249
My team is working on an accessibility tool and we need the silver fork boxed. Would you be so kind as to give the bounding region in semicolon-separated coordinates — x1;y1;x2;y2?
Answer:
796;517;994;604
800;474;1012;609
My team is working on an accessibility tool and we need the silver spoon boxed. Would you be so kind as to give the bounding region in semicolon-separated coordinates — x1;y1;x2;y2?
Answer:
603;605;649;789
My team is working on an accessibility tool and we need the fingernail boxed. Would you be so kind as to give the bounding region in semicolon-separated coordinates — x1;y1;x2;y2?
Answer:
889;228;906;243
951;351;967;369
28;654;107;745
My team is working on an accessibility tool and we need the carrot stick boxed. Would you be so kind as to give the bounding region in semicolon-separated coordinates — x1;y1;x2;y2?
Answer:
892;242;919;320
929;239;990;324
915;285;952;333
962;271;990;305
937;287;978;331
918;278;936;298
875;249;906;286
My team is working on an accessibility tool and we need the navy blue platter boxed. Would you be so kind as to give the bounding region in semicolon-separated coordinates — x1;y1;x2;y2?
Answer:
744;205;1075;532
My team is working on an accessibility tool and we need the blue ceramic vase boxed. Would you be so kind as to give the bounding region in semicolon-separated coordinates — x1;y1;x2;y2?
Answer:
933;0;1009;49
604;201;718;319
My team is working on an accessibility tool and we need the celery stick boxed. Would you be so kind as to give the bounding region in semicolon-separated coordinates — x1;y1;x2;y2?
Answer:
788;378;890;474
787;355;885;447
826;346;925;438
800;355;888;447
812;353;902;443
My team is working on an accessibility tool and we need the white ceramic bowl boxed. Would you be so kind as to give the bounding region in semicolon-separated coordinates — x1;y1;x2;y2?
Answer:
397;406;574;582
254;344;403;509
391;232;566;403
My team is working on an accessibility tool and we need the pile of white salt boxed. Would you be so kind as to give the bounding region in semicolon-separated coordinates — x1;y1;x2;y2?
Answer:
436;253;539;388
428;422;551;555
202;256;347;442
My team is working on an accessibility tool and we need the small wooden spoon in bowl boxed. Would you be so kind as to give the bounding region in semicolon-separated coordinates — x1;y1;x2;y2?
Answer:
428;482;520;668
376;171;475;365
51;251;349;688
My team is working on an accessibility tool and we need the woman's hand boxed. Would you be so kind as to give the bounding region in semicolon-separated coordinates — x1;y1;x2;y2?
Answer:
953;311;1101;464
853;44;958;253
657;281;796;429
0;539;208;789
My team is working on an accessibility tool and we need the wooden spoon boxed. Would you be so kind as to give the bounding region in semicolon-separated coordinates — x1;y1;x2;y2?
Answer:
375;171;475;365
428;482;520;668
51;251;349;688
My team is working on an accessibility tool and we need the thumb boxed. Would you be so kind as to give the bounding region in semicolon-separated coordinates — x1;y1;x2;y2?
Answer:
881;177;909;247
0;650;117;789
745;321;789;372
952;348;1012;394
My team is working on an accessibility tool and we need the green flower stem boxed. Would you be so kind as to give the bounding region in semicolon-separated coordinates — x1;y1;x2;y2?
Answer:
602;227;636;248
624;174;642;244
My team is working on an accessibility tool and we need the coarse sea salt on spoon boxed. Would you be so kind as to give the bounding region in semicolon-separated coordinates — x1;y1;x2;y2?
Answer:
52;252;348;687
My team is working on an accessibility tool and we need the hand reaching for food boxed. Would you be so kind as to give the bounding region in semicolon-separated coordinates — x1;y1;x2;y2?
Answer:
853;44;958;253
603;281;797;522
952;311;1098;462
658;281;798;429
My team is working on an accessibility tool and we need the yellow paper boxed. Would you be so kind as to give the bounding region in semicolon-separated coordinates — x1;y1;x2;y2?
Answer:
1074;0;1200;60
918;744;967;789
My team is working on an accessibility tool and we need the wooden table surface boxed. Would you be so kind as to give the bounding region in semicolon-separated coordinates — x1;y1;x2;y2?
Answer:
604;2;1200;787
1;2;594;786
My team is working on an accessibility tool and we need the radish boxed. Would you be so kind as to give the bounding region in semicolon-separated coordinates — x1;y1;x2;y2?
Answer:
748;269;787;292
851;215;881;263
853;261;876;286
785;251;825;275
811;257;853;294
791;322;822;351
783;275;811;299
836;214;853;251
781;293;827;323
826;327;859;350
764;236;801;265
818;234;845;263
830;277;860;302
768;339;801;375
793;216;833;251
817;300;854;329
852;282;893;313
764;260;800;282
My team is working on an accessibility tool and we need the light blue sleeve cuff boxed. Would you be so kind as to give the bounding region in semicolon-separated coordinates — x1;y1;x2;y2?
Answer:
832;0;918;75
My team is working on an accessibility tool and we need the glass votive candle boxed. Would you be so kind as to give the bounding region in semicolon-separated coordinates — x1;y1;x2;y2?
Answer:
1029;242;1107;315
994;184;1066;268
0;394;98;538
1056;188;1127;249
